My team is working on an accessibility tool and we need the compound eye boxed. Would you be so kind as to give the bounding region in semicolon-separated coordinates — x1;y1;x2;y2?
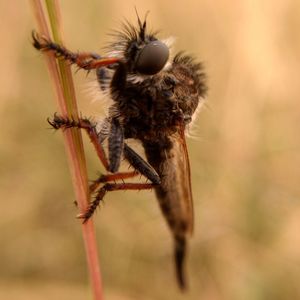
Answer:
135;40;169;75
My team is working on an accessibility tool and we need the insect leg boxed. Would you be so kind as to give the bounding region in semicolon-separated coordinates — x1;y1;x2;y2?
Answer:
89;171;139;193
89;143;162;196
32;31;119;70
48;115;160;184
107;120;162;185
108;118;124;173
48;114;160;196
83;134;161;221
79;182;155;223
123;144;161;185
96;67;111;91
48;114;110;169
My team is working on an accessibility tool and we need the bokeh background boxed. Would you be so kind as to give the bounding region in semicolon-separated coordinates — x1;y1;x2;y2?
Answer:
1;0;300;299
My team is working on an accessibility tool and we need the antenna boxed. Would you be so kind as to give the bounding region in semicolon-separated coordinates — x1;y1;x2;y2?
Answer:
134;7;150;40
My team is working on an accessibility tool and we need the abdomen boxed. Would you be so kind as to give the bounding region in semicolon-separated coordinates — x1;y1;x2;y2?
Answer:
143;131;194;238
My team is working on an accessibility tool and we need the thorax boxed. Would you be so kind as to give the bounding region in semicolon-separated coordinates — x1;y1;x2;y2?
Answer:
114;72;184;142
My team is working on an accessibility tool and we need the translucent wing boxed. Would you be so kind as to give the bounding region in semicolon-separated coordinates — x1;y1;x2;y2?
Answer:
144;125;193;289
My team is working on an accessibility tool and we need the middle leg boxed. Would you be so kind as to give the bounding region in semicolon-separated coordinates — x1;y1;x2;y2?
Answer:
48;114;161;184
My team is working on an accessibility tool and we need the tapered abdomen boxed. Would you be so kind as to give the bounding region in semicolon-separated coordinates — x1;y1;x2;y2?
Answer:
143;131;193;289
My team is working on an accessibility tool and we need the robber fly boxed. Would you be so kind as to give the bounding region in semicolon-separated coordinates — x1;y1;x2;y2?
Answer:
32;13;206;290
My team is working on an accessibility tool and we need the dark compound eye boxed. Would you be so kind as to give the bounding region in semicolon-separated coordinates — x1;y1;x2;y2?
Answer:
135;40;169;75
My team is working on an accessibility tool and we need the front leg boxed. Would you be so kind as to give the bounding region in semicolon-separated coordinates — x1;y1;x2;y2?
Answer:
32;31;119;71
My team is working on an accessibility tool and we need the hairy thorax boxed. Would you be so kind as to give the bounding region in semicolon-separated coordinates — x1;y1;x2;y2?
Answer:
111;60;201;146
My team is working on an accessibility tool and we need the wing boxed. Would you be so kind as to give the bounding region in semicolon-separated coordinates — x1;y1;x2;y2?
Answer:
143;125;193;289
143;125;194;237
177;125;194;235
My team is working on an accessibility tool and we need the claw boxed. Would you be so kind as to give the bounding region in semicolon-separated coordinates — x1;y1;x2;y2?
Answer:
76;213;89;224
32;30;52;51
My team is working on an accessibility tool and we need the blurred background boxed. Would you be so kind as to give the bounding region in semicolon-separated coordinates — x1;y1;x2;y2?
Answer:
1;0;300;299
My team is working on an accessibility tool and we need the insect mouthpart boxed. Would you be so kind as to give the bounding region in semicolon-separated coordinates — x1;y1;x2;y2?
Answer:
135;40;169;75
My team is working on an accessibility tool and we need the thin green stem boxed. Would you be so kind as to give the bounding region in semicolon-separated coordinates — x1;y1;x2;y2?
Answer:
30;1;104;299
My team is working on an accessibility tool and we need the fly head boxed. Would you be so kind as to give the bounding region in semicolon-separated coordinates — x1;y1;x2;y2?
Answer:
109;13;170;76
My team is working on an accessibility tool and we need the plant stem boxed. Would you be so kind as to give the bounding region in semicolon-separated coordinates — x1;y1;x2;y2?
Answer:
30;1;104;299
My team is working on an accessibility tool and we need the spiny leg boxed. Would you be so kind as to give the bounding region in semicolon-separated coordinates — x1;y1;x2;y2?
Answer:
79;182;155;223
48;114;161;184
48;114;110;170
86;153;161;221
48;114;126;174
48;114;161;222
72;171;141;206
89;171;139;193
32;31;119;70
89;143;161;193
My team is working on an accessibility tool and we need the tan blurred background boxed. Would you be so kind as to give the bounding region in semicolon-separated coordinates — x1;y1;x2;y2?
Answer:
1;0;300;299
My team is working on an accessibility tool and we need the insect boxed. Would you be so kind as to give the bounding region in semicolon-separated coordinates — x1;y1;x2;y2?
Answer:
32;13;207;290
